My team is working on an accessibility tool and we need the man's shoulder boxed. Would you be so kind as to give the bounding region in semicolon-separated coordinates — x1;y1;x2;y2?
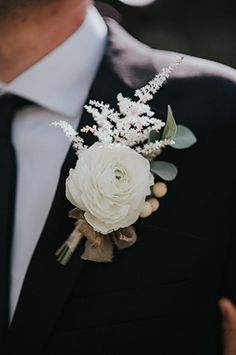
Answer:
151;49;236;109
106;18;236;90
151;49;236;120
106;18;236;128
152;48;236;83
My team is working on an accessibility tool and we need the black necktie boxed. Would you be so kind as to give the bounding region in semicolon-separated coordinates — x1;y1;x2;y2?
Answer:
0;95;34;346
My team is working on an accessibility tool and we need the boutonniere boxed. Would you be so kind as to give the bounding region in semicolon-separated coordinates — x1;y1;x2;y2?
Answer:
51;57;197;265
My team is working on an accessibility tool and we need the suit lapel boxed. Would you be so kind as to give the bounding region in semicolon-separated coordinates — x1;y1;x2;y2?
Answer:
5;19;157;354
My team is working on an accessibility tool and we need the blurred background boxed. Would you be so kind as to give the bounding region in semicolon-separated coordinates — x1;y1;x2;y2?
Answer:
96;0;236;68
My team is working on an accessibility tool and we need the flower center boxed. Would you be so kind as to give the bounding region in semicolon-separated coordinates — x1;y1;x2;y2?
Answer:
114;167;127;184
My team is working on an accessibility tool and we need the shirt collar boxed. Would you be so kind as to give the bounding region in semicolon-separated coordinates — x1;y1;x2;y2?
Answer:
0;6;108;118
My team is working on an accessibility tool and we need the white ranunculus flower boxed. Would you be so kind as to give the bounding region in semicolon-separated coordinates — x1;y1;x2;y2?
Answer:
66;143;154;235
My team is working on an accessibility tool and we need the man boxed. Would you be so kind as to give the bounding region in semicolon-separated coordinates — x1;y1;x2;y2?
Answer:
0;0;235;354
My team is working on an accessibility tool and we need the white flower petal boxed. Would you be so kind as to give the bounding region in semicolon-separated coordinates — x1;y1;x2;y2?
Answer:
66;143;154;233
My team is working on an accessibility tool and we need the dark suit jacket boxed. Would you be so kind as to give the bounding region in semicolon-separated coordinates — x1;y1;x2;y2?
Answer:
1;18;236;355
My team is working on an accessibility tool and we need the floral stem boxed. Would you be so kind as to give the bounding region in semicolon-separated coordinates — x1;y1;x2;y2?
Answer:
55;229;83;266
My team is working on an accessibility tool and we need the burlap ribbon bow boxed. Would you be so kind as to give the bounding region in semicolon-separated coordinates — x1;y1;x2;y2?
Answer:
55;208;137;265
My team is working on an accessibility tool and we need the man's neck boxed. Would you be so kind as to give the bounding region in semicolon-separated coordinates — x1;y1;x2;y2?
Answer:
0;1;88;83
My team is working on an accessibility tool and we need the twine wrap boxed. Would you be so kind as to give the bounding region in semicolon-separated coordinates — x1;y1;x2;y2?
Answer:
55;208;137;265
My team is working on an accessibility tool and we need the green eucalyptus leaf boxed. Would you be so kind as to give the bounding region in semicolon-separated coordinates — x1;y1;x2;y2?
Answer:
149;129;161;143
171;125;197;149
162;105;177;140
150;160;178;181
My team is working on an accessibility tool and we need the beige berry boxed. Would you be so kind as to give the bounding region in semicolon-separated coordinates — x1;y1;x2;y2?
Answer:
139;201;153;218
147;198;160;212
153;182;168;198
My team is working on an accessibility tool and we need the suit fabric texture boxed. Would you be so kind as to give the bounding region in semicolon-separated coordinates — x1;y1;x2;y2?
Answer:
1;18;236;355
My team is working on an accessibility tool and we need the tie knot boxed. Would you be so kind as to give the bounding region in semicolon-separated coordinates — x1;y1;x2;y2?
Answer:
0;94;34;139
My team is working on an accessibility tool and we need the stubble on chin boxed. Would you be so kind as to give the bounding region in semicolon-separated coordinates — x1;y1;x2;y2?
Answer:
0;0;61;24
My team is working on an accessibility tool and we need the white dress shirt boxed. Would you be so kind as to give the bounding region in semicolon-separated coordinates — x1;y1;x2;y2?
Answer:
0;6;107;321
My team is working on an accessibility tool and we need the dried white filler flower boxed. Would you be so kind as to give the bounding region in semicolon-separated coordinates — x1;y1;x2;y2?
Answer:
51;57;184;161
